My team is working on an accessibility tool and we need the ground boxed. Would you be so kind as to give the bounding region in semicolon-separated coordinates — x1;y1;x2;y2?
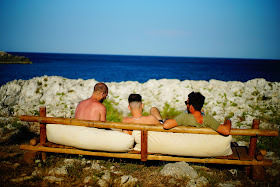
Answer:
0;142;279;187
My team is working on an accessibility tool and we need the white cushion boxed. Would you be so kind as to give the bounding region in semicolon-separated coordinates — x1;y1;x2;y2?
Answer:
46;124;134;152
132;130;232;157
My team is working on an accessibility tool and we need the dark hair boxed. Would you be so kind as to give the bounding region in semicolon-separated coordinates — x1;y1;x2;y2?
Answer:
94;82;108;93
128;94;142;103
188;92;205;111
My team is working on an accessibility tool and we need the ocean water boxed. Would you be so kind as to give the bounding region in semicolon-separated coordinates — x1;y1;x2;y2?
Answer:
0;52;279;86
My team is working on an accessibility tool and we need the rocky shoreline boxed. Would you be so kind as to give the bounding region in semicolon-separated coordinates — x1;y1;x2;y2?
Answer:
0;51;32;64
0;76;279;129
0;76;279;186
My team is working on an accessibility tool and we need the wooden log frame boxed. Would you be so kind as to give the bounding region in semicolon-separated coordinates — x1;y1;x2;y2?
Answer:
20;107;278;169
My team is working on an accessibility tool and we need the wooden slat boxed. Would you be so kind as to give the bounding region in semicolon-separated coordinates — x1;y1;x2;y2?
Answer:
20;115;279;136
216;156;228;159
19;144;272;166
236;146;253;161
230;147;239;160
20;144;142;160
146;155;272;166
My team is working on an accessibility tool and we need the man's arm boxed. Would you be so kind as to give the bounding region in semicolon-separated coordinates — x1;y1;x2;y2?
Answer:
163;119;178;129
100;105;107;122
216;119;231;135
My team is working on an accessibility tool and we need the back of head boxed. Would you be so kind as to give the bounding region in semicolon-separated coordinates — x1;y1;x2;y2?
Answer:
128;94;142;103
188;92;205;111
94;82;108;94
128;94;142;111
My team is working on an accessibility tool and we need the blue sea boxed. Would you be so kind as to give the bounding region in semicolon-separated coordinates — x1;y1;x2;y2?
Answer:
0;52;279;86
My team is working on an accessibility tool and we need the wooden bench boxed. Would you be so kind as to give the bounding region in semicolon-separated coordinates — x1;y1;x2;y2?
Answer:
20;107;279;181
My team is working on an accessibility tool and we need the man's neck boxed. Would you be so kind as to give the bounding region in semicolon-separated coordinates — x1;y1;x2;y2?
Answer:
90;95;100;102
191;111;202;117
131;111;142;119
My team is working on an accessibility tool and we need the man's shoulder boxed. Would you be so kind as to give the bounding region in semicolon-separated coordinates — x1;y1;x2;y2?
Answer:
122;116;133;123
175;112;190;119
144;115;161;124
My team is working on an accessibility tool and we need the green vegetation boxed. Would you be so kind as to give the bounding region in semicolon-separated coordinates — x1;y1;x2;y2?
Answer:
0;51;32;64
230;101;237;107
258;136;280;155
39;100;45;105
103;100;123;122
161;102;181;119
225;112;234;120
37;81;42;86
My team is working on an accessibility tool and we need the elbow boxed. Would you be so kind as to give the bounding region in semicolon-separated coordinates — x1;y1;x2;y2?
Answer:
222;130;231;136
221;127;231;135
163;124;170;130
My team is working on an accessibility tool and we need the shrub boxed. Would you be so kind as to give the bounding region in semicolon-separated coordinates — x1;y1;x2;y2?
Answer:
161;102;181;119
103;100;123;122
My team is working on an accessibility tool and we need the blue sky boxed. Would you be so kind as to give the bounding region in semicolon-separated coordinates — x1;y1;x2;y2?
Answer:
0;0;279;59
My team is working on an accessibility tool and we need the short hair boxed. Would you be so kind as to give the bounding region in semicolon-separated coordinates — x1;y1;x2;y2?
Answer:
94;82;108;94
188;92;205;111
128;94;142;103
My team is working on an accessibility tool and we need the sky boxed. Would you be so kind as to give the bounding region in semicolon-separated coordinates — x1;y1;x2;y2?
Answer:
0;0;279;59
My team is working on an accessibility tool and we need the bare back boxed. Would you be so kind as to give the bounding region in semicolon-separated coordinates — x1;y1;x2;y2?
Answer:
75;98;106;121
122;115;160;125
122;115;160;135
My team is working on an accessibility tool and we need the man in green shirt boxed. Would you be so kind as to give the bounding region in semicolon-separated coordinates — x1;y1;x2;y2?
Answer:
163;92;231;135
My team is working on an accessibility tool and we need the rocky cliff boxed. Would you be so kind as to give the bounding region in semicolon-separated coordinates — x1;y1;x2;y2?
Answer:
0;76;279;130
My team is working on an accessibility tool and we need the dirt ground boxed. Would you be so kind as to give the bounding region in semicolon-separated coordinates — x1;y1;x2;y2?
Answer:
1;141;280;187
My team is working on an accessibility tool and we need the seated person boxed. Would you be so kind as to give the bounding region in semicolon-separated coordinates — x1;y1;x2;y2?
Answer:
163;92;231;135
75;82;108;121
122;94;162;135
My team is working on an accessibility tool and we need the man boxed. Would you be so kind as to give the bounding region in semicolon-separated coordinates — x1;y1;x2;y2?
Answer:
163;92;231;135
122;94;162;135
75;82;108;121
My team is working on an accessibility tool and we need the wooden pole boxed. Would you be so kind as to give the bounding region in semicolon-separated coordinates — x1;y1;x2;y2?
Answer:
141;130;148;161
39;107;47;144
20;115;279;137
39;107;47;161
248;119;260;157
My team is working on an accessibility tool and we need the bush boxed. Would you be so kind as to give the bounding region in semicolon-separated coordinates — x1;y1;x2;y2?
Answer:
103;100;123;122
161;102;181;119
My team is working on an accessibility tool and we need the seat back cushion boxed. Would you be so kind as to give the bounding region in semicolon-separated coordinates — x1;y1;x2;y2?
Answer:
132;131;232;157
46;124;134;152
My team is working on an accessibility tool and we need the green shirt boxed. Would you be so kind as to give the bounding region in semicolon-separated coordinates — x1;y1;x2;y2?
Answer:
174;113;220;131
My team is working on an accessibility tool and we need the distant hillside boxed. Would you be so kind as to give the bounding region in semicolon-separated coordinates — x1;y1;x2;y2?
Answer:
0;51;32;64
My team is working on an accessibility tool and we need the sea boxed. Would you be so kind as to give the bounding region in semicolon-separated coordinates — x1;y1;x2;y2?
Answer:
0;52;279;86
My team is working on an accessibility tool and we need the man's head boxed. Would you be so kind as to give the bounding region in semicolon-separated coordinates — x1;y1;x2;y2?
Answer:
186;92;205;111
128;94;143;112
94;82;108;103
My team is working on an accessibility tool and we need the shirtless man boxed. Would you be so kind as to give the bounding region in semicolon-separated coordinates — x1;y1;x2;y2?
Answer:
122;94;162;135
75;82;108;121
163;92;231;135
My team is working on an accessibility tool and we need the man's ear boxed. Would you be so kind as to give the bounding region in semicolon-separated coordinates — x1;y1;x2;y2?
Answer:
141;103;144;109
128;105;131;111
189;105;194;112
